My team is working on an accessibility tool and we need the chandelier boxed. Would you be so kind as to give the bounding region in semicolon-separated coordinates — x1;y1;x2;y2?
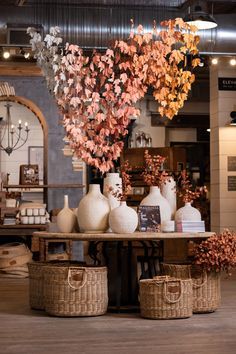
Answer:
0;82;30;156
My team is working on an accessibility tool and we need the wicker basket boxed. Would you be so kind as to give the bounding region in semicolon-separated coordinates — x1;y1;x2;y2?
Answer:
43;264;108;317
161;263;221;313
28;261;86;310
139;275;193;319
28;261;49;310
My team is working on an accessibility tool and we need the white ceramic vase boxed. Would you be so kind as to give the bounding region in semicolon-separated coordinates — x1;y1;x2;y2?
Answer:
77;184;110;233
109;201;138;233
103;172;122;210
175;202;201;222
161;177;176;219
57;195;77;233
140;186;171;224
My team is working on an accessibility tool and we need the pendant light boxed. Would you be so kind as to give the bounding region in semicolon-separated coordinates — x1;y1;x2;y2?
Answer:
184;5;218;30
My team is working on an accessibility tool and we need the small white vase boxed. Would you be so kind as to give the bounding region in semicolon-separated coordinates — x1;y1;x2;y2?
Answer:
140;186;171;224
77;184;110;233
109;201;138;233
103;172;122;210
161;177;176;219
57;195;77;233
175;202;201;222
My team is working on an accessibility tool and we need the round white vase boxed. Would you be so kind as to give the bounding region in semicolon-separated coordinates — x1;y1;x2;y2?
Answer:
77;184;110;233
109;201;138;233
175;202;201;222
161;177;176;219
140;186;171;224
103;172;122;210
57;195;77;233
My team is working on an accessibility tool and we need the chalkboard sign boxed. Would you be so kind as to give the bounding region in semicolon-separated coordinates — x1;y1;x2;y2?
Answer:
228;176;236;191
228;156;236;171
218;78;236;91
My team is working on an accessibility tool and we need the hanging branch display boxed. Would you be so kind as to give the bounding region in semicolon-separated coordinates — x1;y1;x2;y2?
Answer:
27;18;200;173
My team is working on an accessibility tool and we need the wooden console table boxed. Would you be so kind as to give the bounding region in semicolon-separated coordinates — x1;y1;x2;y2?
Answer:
33;231;215;310
0;224;48;252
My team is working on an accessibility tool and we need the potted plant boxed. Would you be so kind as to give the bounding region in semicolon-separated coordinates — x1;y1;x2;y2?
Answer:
140;150;171;226
108;161;138;233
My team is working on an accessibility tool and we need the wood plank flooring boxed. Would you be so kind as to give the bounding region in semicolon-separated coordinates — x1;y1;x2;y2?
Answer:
0;272;235;354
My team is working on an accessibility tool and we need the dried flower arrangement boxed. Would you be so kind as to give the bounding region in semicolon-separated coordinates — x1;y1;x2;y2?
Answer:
176;170;207;203
194;229;236;275
142;150;169;187
28;19;200;173
108;160;132;201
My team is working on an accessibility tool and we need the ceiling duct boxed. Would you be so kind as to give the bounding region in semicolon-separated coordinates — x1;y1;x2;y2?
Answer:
0;2;235;54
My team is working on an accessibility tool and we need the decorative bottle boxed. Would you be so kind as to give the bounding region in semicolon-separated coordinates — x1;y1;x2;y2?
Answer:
57;195;77;233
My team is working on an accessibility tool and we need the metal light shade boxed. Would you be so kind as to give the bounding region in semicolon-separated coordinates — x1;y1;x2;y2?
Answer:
184;6;218;30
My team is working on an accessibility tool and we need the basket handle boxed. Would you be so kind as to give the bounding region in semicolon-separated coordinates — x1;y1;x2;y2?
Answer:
163;280;182;304
67;267;87;290
192;271;207;288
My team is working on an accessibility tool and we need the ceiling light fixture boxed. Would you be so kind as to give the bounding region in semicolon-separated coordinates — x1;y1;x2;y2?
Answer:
230;58;236;66
184;5;218;30
211;57;218;65
3;50;10;59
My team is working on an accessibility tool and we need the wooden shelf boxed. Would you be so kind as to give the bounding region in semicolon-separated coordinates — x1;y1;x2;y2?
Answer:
3;184;84;189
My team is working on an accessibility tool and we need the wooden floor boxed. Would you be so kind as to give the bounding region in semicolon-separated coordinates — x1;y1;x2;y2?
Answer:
0;272;236;354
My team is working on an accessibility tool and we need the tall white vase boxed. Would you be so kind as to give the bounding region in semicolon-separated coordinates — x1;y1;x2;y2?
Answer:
77;184;110;233
109;201;138;234
175;202;201;222
161;177;176;219
57;195;77;233
103;172;122;210
140;186;171;225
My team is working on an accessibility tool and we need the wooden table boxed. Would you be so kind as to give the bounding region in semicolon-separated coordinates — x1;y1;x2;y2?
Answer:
33;231;215;310
0;224;48;252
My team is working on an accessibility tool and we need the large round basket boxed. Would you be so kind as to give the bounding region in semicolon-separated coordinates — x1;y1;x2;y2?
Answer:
161;263;221;313
139;275;193;319
28;261;86;310
43;264;108;317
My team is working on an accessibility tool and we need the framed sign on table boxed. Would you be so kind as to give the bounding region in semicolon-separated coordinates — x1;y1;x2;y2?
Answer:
28;146;44;183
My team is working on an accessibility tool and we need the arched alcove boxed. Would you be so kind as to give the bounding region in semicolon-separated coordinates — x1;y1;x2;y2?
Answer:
0;95;48;185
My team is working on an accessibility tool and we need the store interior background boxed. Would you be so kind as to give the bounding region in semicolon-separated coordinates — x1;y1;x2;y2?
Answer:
0;0;236;233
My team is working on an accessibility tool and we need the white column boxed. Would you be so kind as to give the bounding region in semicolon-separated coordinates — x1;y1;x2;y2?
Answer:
210;60;236;232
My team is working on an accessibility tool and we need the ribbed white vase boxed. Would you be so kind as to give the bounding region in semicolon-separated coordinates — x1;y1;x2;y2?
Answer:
140;186;171;224
161;177;176;219
109;201;138;234
175;202;201;221
77;184;110;233
103;172;122;210
57;195;77;233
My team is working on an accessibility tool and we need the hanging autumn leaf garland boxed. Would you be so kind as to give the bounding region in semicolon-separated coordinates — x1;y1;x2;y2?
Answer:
53;43;147;173
28;18;200;173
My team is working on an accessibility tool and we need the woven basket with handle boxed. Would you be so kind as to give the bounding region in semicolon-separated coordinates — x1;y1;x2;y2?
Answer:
161;263;221;313
28;261;86;311
43;263;108;317
139;275;193;319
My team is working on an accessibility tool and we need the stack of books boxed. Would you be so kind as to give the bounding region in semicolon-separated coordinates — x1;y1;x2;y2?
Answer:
3;213;17;225
176;220;205;232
